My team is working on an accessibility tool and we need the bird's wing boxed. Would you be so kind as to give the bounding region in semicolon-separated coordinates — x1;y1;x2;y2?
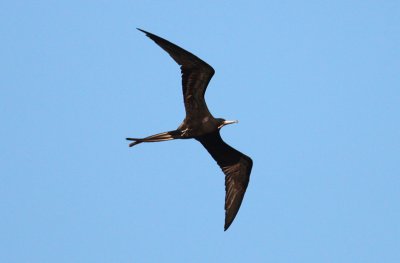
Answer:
138;28;215;121
196;131;253;231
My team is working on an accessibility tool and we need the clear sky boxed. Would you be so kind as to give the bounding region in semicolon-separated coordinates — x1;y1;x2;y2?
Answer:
1;1;399;262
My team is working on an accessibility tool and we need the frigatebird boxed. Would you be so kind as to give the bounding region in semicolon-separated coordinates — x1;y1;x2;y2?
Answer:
127;29;253;231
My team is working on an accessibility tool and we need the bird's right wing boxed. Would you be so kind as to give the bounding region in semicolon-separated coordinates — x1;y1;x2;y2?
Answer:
196;131;253;231
138;29;215;121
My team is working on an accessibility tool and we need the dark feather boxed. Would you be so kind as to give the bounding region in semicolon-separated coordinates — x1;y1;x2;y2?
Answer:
134;29;253;230
196;132;253;231
137;28;215;122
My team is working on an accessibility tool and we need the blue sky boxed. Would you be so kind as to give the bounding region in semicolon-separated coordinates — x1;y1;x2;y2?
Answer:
1;0;399;262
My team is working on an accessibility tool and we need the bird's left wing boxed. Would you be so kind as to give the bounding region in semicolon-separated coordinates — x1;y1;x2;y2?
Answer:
196;131;253;231
137;28;215;122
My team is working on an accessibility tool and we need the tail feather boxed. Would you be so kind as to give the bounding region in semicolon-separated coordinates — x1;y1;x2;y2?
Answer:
126;130;181;147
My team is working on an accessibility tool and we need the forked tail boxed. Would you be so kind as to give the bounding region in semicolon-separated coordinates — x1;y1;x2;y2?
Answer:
126;130;182;147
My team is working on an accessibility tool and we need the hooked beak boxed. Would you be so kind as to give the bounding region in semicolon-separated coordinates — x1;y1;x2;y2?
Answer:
218;120;238;129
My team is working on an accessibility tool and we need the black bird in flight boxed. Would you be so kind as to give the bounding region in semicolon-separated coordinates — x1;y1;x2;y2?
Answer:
127;29;253;231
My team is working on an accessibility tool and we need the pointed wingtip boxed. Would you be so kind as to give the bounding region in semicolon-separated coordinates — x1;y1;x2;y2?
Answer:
137;28;157;41
137;28;150;35
224;221;232;231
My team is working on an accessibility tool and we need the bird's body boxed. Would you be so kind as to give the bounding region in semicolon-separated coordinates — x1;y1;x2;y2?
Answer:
128;29;253;230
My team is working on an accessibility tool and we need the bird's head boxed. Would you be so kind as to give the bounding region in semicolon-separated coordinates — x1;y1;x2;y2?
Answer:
217;118;239;129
